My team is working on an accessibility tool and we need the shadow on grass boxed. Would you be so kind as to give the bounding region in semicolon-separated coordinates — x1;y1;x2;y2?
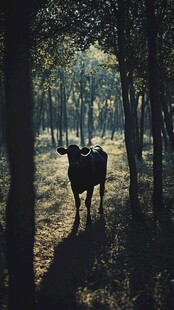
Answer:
0;222;8;310
37;215;107;310
37;199;174;309
127;209;174;310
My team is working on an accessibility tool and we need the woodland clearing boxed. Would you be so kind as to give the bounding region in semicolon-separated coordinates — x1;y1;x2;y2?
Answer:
0;132;174;309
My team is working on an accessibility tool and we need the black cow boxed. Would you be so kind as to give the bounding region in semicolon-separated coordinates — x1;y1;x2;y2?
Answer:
57;144;107;223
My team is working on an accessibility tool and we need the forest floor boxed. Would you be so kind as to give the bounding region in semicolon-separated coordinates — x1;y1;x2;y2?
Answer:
0;132;174;309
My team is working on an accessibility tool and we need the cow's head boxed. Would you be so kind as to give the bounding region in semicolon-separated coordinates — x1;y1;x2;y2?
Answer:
57;144;91;168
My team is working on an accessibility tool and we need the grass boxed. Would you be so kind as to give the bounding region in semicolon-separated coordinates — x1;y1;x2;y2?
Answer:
0;132;174;309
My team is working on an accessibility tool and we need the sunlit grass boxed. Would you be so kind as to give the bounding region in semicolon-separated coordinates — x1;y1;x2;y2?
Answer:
0;131;174;309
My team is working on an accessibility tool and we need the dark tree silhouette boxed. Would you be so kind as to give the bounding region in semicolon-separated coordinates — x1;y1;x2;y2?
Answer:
145;0;164;212
117;0;140;215
4;0;35;308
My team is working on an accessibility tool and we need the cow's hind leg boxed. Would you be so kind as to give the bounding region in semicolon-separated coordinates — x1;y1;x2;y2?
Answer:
85;187;94;224
99;182;105;215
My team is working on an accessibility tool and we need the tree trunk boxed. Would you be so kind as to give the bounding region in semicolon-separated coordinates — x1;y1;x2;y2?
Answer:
35;91;45;136
117;0;140;215
4;0;35;308
88;75;94;145
137;91;145;160
80;72;85;146
111;99;117;140
0;80;5;150
58;82;64;146
63;73;69;147
101;99;108;138
145;0;164;211
129;78;140;155
160;80;174;151
161;116;169;151
48;88;56;147
72;90;80;137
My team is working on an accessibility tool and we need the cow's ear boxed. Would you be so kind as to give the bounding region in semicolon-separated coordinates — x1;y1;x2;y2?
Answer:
57;147;67;156
80;147;91;156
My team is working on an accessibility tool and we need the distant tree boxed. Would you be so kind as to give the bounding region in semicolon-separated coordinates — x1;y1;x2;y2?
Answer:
137;91;146;160
79;68;85;146
48;87;56;147
4;0;35;308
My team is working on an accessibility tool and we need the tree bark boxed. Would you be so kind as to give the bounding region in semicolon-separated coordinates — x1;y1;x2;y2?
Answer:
101;99;108;138
111;99;117;140
4;0;35;308
88;75;94;145
48;88;56;147
145;0;164;211
63;73;69;147
0;81;5;150
160;80;174;151
129;78;140;155
80;71;85;146
117;0;140;215
59;82;64;146
137;91;145;160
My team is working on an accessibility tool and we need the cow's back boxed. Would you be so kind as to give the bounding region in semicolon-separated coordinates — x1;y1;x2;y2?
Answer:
79;146;107;191
90;146;107;185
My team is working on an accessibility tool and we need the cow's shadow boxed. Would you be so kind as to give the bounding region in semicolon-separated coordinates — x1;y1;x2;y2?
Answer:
37;215;106;310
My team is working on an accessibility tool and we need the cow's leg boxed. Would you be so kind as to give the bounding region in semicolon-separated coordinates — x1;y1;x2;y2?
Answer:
72;190;81;223
99;182;105;215
85;187;94;224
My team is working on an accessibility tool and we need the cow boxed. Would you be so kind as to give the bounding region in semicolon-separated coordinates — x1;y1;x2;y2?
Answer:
57;144;107;224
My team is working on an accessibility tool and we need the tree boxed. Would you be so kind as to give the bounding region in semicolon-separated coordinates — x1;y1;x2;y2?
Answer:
4;0;35;308
145;0;164;212
48;87;56;147
116;0;140;215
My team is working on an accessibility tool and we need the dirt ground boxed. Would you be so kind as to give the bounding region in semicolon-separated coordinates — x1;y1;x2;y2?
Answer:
1;133;174;309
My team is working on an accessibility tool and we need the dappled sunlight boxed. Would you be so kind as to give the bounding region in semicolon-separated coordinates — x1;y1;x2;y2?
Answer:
0;132;174;309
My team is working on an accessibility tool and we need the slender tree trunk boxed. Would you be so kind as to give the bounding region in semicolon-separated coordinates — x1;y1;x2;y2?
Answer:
111;99;117;140
88;75;94;145
76;103;80;138
160;80;174;151
0;80;5;149
117;0;140;215
101;99;108;138
80;72;85;146
4;0;35;309
63;74;69;147
35;91;45;136
59;82;64;146
129;78;140;155
48;88;56;147
72;90;80;137
161;116;169;151
145;0;164;211
146;98;152;143
137;91;145;160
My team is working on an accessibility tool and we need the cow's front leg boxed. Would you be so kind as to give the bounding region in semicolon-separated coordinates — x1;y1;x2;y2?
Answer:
85;187;94;224
72;187;81;223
